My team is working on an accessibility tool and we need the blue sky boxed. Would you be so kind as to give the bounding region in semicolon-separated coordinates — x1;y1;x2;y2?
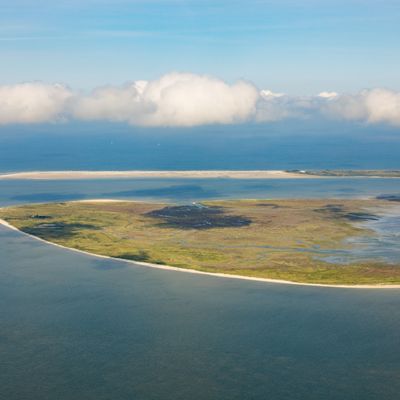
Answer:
1;0;400;94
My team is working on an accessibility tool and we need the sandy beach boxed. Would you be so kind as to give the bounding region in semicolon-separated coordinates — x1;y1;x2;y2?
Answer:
1;216;399;290
0;170;317;180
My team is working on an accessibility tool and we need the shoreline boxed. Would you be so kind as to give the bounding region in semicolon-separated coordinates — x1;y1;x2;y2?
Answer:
0;170;399;181
0;170;322;180
1;216;399;290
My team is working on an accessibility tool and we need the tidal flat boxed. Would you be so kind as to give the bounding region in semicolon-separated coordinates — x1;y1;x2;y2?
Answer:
1;198;399;285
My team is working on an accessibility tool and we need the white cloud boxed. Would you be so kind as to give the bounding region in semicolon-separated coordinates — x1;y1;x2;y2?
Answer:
72;83;146;123
260;89;285;99
256;88;400;127
73;72;259;127
0;82;72;124
365;89;400;125
318;91;338;99
0;74;400;128
322;88;400;126
256;93;323;122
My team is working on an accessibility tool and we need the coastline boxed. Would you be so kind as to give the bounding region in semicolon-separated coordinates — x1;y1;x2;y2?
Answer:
1;170;399;181
0;170;318;180
1;216;399;290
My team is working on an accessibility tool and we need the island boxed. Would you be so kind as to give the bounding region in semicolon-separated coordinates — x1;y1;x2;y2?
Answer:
1;198;399;287
290;169;400;178
0;170;315;180
1;169;400;180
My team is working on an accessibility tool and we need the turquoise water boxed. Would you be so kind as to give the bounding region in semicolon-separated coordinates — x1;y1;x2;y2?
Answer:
1;178;400;399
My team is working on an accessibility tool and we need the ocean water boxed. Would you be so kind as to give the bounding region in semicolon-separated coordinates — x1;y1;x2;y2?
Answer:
1;122;400;399
0;177;400;400
1;121;400;172
1;225;400;400
1;177;400;206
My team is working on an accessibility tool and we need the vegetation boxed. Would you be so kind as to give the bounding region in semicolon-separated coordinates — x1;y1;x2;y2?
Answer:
288;169;400;178
1;199;399;285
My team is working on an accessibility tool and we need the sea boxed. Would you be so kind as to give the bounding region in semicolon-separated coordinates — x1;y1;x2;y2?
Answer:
0;122;399;399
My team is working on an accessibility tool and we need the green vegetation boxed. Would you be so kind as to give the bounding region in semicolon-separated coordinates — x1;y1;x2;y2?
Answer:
289;169;400;178
1;199;399;285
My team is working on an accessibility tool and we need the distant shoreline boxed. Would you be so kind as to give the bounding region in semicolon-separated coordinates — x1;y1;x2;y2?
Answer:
0;170;316;180
1;213;399;290
0;170;399;180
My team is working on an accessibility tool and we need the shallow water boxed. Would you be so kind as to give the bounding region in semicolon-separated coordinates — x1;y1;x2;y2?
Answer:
322;205;400;264
1;177;400;206
1;178;400;400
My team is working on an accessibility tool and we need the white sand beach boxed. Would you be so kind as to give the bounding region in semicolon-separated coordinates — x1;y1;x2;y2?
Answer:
0;170;316;180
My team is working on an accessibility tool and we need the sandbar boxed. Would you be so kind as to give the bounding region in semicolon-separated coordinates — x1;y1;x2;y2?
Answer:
0;170;317;180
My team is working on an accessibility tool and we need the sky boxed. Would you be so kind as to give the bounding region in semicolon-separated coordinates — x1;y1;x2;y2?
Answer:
1;0;400;93
0;0;400;128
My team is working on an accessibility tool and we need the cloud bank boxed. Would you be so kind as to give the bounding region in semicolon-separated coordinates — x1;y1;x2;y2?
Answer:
0;73;400;127
0;83;72;124
73;73;259;127
322;88;400;126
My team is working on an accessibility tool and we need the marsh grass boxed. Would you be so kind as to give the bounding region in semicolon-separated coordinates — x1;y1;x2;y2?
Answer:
1;199;399;284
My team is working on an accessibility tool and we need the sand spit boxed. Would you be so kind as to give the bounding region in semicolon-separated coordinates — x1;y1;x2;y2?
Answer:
1;217;399;290
0;170;317;180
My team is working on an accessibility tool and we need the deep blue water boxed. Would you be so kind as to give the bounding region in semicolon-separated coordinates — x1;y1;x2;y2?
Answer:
1;121;400;171
0;177;400;400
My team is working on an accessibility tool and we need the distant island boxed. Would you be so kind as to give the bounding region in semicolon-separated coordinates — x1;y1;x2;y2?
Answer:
1;198;399;287
289;169;400;178
1;169;400;180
